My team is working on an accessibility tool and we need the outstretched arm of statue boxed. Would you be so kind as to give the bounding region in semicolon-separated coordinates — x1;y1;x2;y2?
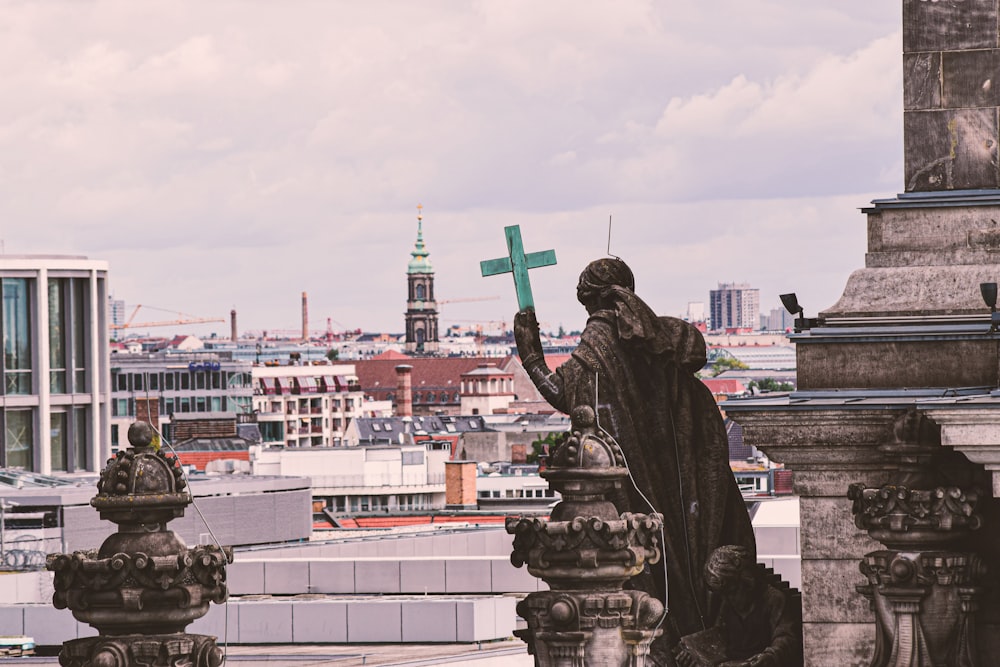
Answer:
513;308;566;408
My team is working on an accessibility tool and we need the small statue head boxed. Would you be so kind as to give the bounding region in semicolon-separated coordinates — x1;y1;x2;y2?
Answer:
705;545;759;614
577;258;634;313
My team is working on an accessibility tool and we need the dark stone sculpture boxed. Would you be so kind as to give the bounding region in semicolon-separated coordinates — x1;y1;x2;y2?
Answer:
513;257;759;664
46;422;231;667
507;405;666;666
675;546;802;667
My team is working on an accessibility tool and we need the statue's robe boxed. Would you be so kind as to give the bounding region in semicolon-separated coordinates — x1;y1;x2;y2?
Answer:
525;310;756;645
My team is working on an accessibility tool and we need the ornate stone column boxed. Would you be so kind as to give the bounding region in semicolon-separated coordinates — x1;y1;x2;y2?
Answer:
850;484;984;667
847;411;986;667
507;406;665;667
46;422;231;667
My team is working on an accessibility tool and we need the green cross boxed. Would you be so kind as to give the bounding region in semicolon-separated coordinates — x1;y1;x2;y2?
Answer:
480;225;557;311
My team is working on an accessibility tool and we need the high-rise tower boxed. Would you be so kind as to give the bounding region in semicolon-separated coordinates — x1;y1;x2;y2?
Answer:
404;205;439;354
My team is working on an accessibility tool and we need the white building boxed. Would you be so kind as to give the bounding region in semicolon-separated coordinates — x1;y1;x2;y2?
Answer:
251;440;450;513
459;363;515;415
252;363;368;447
0;255;110;474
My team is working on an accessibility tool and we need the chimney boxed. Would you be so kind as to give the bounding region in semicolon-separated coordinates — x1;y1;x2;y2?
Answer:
230;309;237;342
395;364;413;417
301;291;308;341
445;460;478;510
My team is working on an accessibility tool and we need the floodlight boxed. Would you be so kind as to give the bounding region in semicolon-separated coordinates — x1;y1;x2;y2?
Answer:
779;292;821;333
779;293;803;318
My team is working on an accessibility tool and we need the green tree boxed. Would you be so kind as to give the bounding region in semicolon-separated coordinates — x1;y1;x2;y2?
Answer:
710;355;749;377
326;348;339;361
527;432;563;464
748;378;795;393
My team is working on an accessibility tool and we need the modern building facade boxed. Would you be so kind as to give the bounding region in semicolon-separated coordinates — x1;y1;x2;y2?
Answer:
404;207;439;354
709;282;760;333
0;255;109;474
109;351;253;449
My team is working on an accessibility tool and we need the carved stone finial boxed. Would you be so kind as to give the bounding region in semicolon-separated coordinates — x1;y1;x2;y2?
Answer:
46;421;231;667
507;413;665;665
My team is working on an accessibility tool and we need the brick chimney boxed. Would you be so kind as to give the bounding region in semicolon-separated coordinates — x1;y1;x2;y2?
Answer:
395;364;413;417
445;460;478;509
301;291;308;341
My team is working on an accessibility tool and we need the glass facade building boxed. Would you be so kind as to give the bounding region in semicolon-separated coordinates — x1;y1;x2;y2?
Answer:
0;256;109;474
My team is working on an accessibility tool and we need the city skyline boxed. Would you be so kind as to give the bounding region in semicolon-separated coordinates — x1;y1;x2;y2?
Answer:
2;2;900;335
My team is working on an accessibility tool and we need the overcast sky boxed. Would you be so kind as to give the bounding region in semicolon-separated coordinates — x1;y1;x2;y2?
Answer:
1;1;903;337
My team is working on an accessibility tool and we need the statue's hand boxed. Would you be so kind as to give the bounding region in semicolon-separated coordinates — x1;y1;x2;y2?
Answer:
514;308;544;363
514;308;539;335
672;647;698;667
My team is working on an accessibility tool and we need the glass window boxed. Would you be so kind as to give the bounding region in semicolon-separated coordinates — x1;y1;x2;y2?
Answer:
133;374;143;391
180;374;189;390
3;278;32;394
5;409;33;469
71;279;87;391
116;373;127;391
165;398;174;414
48;279;66;394
211;396;222;412
165;373;174;390
116;398;128;416
149;374;159;391
50;411;67;472
196;397;206;412
195;372;205;390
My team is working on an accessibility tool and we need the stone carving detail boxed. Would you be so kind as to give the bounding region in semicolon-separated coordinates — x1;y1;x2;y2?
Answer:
507;406;665;666
849;484;981;547
850;411;985;667
46;422;232;667
857;551;985;667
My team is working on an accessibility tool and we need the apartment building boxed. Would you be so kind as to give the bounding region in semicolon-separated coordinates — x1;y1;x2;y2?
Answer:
252;363;368;447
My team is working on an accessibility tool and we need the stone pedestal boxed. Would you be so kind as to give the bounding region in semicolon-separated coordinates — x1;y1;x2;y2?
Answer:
46;422;231;667
507;407;664;667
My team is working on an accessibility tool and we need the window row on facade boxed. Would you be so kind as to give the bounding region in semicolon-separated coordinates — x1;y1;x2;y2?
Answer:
3;277;92;396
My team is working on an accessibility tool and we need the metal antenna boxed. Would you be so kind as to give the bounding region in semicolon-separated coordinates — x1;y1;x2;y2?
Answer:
607;215;621;260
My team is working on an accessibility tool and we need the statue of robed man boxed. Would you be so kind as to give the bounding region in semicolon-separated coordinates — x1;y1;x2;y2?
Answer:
514;257;757;661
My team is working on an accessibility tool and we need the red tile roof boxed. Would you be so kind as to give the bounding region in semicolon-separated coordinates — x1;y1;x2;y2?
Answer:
355;356;508;404
372;350;410;360
700;378;747;395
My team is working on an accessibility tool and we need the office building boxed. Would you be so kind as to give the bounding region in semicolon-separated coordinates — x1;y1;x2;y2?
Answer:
0;255;109;474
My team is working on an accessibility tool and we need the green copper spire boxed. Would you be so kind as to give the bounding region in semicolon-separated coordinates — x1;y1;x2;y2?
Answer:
408;204;433;274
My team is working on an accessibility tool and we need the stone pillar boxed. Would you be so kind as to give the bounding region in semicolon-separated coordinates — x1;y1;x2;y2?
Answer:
727;3;1000;663
507;406;664;667
46;422;231;667
903;0;1000;192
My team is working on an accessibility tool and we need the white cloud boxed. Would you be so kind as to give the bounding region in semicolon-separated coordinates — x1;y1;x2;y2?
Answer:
0;0;904;332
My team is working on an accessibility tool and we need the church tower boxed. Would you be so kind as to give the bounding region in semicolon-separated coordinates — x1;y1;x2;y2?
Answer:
404;205;439;354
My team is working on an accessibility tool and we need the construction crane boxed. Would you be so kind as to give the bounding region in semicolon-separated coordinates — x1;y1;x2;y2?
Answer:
437;296;500;306
111;305;226;331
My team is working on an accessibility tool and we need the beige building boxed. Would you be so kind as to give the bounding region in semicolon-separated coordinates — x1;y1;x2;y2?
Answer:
252;363;367;447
